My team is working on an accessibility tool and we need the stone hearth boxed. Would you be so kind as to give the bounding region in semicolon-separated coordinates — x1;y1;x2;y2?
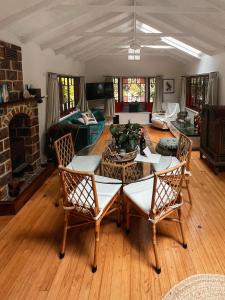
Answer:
0;99;41;202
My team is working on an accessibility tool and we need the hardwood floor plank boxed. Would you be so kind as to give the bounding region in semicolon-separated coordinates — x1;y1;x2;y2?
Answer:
0;126;224;300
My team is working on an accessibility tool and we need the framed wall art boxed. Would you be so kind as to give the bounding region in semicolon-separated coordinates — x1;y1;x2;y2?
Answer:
163;79;175;93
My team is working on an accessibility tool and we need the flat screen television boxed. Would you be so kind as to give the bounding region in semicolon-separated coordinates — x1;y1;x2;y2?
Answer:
86;82;113;100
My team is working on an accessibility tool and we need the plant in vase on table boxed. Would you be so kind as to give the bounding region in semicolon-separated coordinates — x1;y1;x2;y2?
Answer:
109;122;144;156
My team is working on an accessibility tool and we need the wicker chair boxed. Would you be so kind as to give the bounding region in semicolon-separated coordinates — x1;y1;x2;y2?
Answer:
59;166;122;272
152;133;193;205
124;161;187;274
54;133;102;206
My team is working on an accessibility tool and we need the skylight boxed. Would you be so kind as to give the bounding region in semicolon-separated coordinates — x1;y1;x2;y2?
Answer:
141;45;173;49
136;20;162;34
161;37;202;58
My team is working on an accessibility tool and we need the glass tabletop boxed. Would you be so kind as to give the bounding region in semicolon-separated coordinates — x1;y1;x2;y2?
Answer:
76;138;157;157
75;138;160;184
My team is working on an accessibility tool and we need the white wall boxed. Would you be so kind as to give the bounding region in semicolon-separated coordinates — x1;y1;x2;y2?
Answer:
85;55;185;103
185;53;225;105
0;30;85;162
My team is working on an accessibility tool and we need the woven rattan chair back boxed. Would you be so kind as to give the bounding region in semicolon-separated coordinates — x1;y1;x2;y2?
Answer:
176;133;192;171
54;133;75;167
150;161;186;222
59;166;100;218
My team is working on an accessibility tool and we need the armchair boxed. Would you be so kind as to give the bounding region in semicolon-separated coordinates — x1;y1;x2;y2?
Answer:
152;102;180;130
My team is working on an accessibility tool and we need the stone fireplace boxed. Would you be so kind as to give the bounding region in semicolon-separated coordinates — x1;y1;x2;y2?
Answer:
0;99;41;203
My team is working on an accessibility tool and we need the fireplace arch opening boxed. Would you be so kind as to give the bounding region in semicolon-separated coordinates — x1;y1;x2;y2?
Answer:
9;113;31;176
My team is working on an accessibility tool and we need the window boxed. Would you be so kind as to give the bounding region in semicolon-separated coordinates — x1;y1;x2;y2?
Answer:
113;77;120;102
149;77;156;103
122;77;146;102
58;75;80;116
186;74;209;111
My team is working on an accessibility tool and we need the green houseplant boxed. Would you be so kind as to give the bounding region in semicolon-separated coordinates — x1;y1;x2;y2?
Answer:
109;122;143;153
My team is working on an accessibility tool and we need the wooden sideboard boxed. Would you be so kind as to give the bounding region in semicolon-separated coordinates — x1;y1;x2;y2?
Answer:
200;105;225;173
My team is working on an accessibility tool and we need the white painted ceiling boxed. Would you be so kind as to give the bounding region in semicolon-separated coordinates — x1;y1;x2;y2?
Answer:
1;0;225;63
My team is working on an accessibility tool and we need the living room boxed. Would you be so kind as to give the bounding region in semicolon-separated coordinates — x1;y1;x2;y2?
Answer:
0;1;225;299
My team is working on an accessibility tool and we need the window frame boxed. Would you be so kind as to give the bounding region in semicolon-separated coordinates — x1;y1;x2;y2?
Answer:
122;77;146;103
148;77;156;103
58;75;80;117
112;77;120;102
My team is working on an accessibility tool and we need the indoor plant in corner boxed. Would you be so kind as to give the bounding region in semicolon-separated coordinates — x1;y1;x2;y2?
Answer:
108;122;143;161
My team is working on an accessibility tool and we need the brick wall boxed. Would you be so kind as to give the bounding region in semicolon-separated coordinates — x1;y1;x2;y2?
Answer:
0;40;23;101
0;100;41;201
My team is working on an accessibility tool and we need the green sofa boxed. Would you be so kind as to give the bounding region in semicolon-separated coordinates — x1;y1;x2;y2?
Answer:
46;110;105;162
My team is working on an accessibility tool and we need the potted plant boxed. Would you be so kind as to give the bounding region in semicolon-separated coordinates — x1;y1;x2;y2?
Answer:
109;122;143;153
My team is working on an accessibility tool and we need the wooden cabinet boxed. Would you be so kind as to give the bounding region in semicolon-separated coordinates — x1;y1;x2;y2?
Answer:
200;105;225;173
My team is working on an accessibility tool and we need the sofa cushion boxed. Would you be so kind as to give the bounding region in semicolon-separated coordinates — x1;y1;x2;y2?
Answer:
93;110;105;122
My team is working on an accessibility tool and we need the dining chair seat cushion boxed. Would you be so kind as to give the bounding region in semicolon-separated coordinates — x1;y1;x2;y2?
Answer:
152;156;180;172
123;176;176;217
69;175;122;220
67;155;101;172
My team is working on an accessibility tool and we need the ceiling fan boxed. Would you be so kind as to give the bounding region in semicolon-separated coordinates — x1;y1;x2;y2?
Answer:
117;0;172;60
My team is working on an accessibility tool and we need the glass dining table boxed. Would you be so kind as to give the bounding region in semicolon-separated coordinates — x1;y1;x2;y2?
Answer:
76;138;158;185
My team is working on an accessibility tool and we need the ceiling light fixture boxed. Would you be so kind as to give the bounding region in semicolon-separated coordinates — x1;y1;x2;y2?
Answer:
161;37;202;58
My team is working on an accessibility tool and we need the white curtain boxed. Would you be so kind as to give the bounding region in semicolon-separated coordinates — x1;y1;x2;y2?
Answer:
152;76;163;113
46;73;60;129
104;98;115;117
206;72;219;106
180;76;186;112
77;77;89;112
104;76;115;117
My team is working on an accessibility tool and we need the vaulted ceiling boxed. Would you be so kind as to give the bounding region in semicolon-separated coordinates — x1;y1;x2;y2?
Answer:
1;0;225;63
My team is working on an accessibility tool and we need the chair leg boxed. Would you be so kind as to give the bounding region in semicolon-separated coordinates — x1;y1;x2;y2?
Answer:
185;178;192;205
125;201;130;234
55;174;62;207
92;222;100;273
117;196;121;227
152;224;161;274
178;208;187;249
59;211;69;259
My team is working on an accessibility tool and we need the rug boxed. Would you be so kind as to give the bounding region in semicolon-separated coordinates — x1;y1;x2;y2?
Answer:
163;274;225;300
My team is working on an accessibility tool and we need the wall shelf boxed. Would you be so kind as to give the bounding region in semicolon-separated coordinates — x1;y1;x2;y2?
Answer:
0;98;37;107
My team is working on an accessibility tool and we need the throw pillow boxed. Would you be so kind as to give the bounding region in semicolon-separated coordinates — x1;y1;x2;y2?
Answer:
82;112;97;125
77;117;85;124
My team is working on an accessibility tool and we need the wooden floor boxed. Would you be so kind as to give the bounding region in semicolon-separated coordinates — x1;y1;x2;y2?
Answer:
0;126;225;300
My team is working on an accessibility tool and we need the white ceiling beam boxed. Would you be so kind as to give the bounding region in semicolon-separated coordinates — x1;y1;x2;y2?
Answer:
46;31;189;38
65;37;104;57
145;13;225;52
55;17;131;55
137;14;216;56
21;9;90;43
75;38;129;61
56;4;220;14
55;14;131;54
39;12;119;49
203;0;225;10
0;0;61;29
74;37;130;59
167;49;194;62
21;0;122;43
